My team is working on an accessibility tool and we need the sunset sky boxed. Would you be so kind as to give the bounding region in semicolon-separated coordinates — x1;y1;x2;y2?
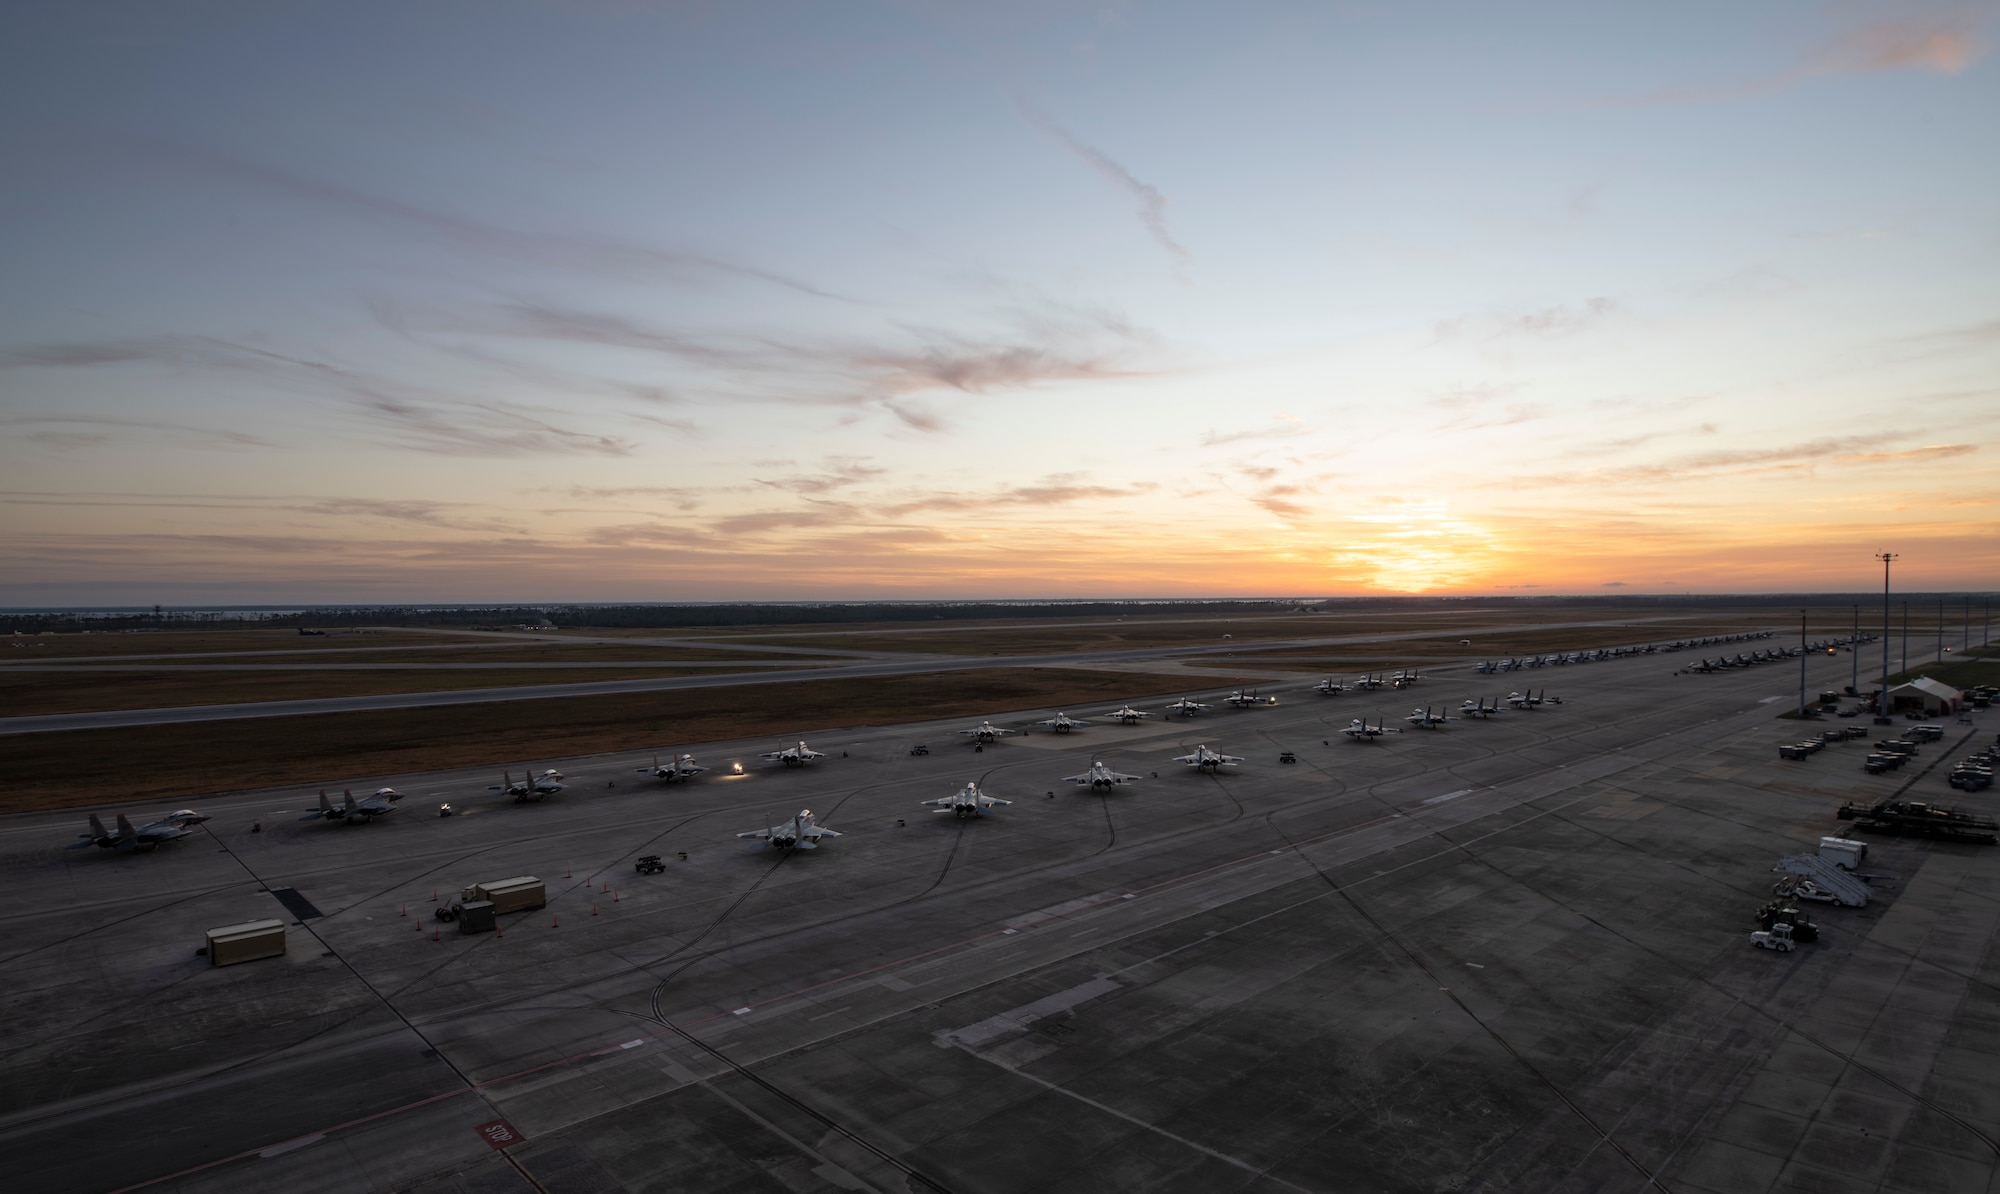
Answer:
2;2;1996;604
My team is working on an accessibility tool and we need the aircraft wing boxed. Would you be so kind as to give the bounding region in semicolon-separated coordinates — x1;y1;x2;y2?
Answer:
757;751;788;761
1060;772;1097;784
1217;753;1245;764
1170;753;1200;765
919;797;953;807
983;796;1014;807
802;825;841;839
735;828;773;840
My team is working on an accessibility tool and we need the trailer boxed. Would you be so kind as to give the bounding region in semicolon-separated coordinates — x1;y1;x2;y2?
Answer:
1837;800;1999;844
435;875;546;922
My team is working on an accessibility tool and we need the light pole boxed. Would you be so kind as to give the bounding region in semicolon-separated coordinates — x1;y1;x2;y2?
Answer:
1901;601;1908;675
1875;552;1896;716
1851;602;1859;694
1937;596;1944;663
1798;608;1808;717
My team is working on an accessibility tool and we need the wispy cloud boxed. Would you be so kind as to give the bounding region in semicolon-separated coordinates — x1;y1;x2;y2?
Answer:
131;140;849;300
1017;102;1191;272
0;334;636;458
0;415;271;451
1628;15;1984;106
1200;414;1313;447
1820;18;1982;75
1435;297;1617;342
757;460;888;495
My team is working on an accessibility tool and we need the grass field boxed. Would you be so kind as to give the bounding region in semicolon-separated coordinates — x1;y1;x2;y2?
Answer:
0;666;749;716
0;668;1244;811
3;628;476;657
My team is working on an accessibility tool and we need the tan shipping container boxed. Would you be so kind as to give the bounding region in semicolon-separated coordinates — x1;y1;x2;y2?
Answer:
206;919;287;967
468;876;545;915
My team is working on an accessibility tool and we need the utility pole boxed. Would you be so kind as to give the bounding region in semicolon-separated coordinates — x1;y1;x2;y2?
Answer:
1798;608;1808;717
1876;553;1896;717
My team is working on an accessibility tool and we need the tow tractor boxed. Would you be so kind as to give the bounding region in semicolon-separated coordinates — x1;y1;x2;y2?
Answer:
634;854;666;875
1751;921;1797;952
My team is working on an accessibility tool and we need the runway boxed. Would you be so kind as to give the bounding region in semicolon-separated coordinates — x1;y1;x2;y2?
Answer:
1;647;1993;1192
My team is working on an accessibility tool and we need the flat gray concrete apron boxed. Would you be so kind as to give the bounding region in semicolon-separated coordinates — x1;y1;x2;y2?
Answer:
1;648;1993;1192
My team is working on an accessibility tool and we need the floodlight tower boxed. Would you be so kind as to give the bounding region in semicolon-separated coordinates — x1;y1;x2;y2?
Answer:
1797;608;1808;717
1875;552;1895;716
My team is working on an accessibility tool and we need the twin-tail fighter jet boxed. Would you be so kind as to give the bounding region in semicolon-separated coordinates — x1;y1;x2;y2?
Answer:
637;753;708;783
492;768;566;801
1062;761;1144;791
958;721;1015;744
921;782;1013;819
760;741;827;766
1391;669;1423;689
1311;677;1351;696
1403;706;1456;730
1459;697;1504;718
1341;718;1401;741
301;787;403;823
1104;705;1152;723
1164;697;1209;717
1507;690;1560;708
70;809;210;851
1355;674;1388;690
1172;744;1245;771
1038;713;1089;733
1221;689;1277;708
736;809;841;850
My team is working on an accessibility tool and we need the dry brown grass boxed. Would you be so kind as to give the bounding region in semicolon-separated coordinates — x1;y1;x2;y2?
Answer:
0;666;737;716
2;628;474;658
0;668;1247;811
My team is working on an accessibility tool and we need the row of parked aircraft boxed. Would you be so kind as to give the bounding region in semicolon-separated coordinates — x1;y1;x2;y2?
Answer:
1474;631;1798;673
1685;637;1863;672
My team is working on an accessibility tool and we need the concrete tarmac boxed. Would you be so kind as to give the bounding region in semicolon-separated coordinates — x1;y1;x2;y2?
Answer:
1;650;1994;1193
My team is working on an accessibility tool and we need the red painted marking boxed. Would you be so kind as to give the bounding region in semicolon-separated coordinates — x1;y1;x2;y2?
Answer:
475;1117;524;1150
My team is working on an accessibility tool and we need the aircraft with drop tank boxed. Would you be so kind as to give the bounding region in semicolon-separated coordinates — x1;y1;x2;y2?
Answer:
1038;712;1089;733
760;741;827;767
921;782;1013;819
1062;760;1144;790
1459;697;1504;718
1164;697;1209;717
1221;689;1277;708
1172;744;1245;771
1341;718;1401;741
1104;705;1153;723
958;720;1015;744
301;787;403;823
70;809;210;851
637;753;708;783
736;809;841;849
1311;677;1352;696
1404;706;1456;730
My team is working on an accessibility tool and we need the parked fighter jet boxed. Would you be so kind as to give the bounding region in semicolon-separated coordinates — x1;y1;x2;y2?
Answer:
958;720;1015;743
1062;760;1144;790
1104;705;1152;723
1404;706;1455;730
1355;674;1387;690
1459;697;1504;718
300;787;403;823
1311;677;1351;696
1391;670;1423;689
1172;744;1245;771
1164;697;1209;717
1221;689;1277;708
1341;718;1401;741
491;768;566;801
636;753;708;783
1039;713;1089;733
736;809;841;850
70;809;209;851
1507;690;1560;708
921;782;1013;819
760;741;827;767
